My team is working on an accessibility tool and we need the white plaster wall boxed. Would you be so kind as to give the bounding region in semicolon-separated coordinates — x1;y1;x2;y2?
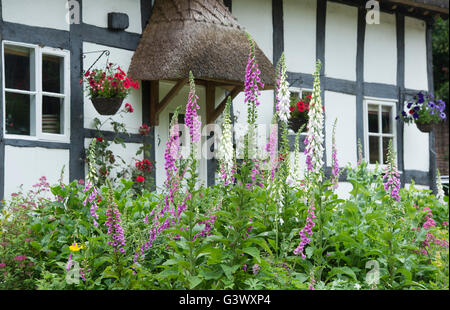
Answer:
83;42;142;134
154;81;208;191
335;181;354;200
83;0;142;34
324;91;357;167
4;146;70;199
325;2;358;81
403;123;429;172
405;183;429;191
232;0;273;61
84;139;143;182
283;0;317;74
232;90;274;129
2;0;70;31
364;12;397;85
404;17;428;91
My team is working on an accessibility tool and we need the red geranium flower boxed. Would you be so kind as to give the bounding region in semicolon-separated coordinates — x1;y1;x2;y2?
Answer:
139;123;150;135
124;103;134;113
96;137;103;142
136;159;153;172
136;176;145;183
117;66;126;76
124;78;132;89
297;101;306;113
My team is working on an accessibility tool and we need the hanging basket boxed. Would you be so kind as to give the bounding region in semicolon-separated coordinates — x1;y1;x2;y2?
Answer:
416;122;434;133
289;117;305;133
91;97;124;115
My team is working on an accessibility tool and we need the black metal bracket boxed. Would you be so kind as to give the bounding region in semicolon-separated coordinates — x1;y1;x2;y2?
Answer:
82;50;111;74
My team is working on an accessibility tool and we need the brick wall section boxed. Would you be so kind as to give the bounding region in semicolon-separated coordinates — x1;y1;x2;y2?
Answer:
435;121;449;176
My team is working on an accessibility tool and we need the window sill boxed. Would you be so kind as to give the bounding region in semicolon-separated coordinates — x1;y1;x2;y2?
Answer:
3;134;70;145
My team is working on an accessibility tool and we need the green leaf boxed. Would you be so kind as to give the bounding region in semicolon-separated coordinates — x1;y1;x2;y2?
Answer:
248;238;273;256
381;231;393;242
396;268;412;283
156;268;179;279
220;264;240;280
200;269;223;281
102;266;119;280
30;241;42;251
188;276;203;289
327;267;357;281
197;247;222;265
305;246;314;259
162;259;180;266
292;272;308;284
242;247;261;263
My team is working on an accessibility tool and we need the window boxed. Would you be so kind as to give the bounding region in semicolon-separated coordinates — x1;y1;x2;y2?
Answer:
288;87;312;133
364;98;397;166
2;41;70;141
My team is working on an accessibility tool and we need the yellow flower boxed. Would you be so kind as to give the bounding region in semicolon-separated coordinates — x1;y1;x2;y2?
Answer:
69;243;85;252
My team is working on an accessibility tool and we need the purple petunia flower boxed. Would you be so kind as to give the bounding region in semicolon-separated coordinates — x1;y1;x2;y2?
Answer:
440;112;446;120
407;102;413;109
437;100;446;111
413;112;419;119
417;92;425;104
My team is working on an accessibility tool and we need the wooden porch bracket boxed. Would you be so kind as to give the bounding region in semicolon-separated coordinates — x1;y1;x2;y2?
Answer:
207;85;243;124
150;79;243;126
149;78;188;126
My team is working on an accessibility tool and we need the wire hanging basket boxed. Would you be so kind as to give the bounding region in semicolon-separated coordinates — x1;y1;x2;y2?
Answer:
82;50;125;115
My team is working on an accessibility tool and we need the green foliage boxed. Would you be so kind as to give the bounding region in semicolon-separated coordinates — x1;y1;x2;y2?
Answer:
86;110;154;194
432;17;449;105
0;165;448;290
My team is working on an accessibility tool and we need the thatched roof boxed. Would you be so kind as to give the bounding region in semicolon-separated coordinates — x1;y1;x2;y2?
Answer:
393;0;449;13
127;0;275;88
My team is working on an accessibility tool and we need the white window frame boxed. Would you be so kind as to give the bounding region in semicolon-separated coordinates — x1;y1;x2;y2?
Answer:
363;97;397;169
2;40;70;142
288;86;312;100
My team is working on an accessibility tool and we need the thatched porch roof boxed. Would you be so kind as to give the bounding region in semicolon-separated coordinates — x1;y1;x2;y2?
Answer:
394;0;449;14
127;0;275;88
